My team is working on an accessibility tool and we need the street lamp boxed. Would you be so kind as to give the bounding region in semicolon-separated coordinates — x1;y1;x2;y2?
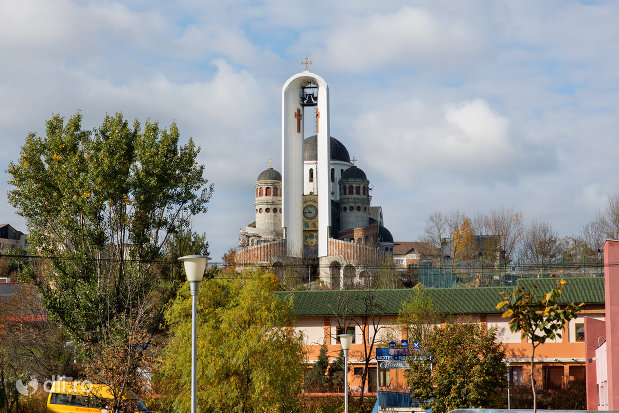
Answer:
339;333;353;413
179;255;211;413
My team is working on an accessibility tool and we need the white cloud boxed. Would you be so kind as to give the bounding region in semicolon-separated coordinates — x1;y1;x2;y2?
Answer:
307;6;486;73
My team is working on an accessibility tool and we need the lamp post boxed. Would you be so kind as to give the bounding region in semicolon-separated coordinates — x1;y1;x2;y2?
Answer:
339;333;353;413
179;255;211;413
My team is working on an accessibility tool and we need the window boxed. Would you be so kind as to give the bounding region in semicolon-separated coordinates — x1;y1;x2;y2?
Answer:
256;188;259;197
265;187;271;196
354;367;363;375
273;187;278;196
336;326;355;343
356;186;360;195
259;187;263;197
340;186;345;196
356;206;361;211
363;186;367;195
309;168;314;182
575;323;585;342
265;208;270;213
509;366;523;386
396;259;404;265
331;168;335;182
273;208;277;213
348;185;353;194
259;208;263;213
50;393;71;406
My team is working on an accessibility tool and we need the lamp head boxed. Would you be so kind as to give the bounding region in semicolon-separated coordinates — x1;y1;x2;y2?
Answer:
339;333;353;351
178;255;211;283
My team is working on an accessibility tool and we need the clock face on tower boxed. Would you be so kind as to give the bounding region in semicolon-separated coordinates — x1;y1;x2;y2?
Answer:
303;204;318;220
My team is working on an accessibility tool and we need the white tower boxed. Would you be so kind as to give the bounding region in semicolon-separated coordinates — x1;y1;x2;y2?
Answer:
282;71;330;258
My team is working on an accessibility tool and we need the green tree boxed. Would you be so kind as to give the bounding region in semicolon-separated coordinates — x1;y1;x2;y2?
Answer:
7;113;212;408
406;323;506;413
497;280;582;413
398;285;439;345
159;269;305;412
304;344;330;392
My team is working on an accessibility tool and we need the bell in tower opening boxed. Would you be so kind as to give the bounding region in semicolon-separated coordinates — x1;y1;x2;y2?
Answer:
300;83;318;106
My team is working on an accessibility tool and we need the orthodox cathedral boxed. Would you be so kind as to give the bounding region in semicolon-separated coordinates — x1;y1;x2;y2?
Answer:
236;68;394;288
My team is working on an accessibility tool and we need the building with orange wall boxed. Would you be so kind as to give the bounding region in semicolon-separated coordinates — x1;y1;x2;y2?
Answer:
278;276;604;393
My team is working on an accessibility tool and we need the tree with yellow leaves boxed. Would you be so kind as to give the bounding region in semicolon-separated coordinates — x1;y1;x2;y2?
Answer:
497;280;582;413
452;217;479;261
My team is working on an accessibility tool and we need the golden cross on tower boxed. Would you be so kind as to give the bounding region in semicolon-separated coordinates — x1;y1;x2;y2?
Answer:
300;57;312;71
268;159;273;168
351;156;358;165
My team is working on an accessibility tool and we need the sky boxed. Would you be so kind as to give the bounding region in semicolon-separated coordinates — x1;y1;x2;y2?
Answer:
1;0;618;262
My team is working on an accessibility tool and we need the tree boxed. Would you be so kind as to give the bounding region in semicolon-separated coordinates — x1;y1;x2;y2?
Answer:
484;208;523;261
159;269;305;412
0;284;79;413
497;280;582;413
330;290;385;407
421;212;449;249
406;323;506;413
521;220;565;265
452;217;479;261
7;113;212;406
374;258;403;289
398;285;439;345
303;344;345;393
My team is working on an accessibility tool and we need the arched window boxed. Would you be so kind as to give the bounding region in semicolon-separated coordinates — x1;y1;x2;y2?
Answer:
265;208;270;213
331;168;335;182
256;188;259;197
273;187;278;196
309;168;314;182
363;186;366;195
348;185;353;194
356;206;361;212
266;187;271;196
357;238;362;244
259;187;263;197
340;186;345;196
356;186;360;195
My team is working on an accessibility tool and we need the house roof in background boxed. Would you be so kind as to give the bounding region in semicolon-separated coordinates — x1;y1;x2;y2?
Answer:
393;241;441;257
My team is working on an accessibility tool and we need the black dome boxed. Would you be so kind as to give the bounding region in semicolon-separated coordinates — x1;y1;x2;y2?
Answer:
341;166;367;180
304;135;351;163
378;226;394;243
257;168;282;181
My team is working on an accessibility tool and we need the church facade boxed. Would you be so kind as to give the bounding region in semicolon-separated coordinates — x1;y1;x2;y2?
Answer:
236;70;394;289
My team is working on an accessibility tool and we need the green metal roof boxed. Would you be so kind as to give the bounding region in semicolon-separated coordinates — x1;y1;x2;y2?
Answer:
276;277;605;317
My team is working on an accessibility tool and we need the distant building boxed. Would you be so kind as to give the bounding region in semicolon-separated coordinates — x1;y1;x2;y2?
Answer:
0;224;27;283
0;224;27;253
392;242;441;270
236;70;394;288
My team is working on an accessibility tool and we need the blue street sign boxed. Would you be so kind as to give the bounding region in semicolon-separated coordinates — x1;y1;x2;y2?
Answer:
389;341;396;348
401;340;408;348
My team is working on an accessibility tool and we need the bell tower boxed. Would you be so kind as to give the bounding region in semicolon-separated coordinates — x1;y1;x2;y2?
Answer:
282;67;331;258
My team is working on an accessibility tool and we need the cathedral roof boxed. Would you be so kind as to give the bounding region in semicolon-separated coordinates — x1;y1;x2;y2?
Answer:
303;135;351;163
378;225;394;244
341;166;367;180
257;167;282;181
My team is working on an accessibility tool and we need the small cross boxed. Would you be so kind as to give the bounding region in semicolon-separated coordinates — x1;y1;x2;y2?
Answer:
300;57;312;71
268;159;273;168
295;108;303;133
351;156;358;165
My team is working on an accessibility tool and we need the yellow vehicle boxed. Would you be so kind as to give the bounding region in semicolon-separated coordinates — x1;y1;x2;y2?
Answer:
46;381;150;413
